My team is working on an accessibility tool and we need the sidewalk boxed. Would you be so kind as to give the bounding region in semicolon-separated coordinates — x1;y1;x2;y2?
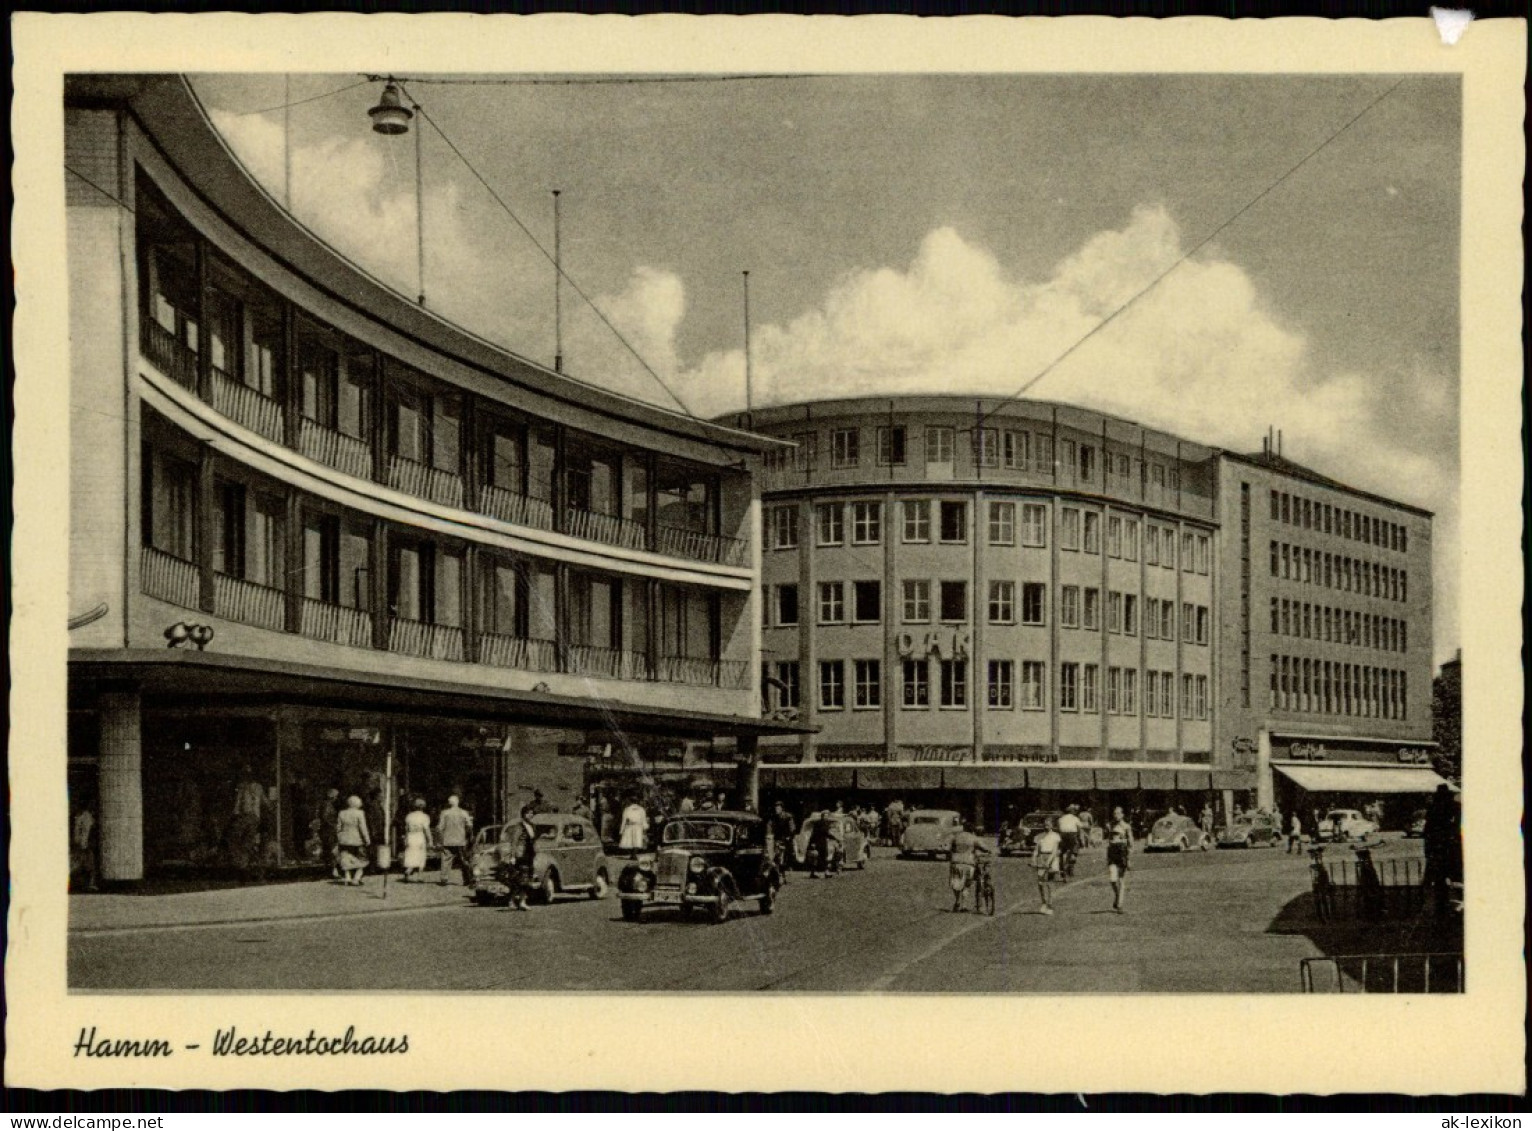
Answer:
69;874;474;933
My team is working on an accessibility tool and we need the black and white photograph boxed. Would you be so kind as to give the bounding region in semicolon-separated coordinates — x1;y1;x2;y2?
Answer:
11;13;1525;1094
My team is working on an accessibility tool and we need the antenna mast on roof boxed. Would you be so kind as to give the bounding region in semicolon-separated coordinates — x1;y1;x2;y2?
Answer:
742;270;753;415
552;190;563;373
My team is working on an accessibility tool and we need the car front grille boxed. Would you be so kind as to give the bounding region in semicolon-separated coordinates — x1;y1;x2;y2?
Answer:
656;850;690;888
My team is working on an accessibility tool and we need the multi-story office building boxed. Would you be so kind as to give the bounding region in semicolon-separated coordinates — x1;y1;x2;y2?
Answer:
725;398;1441;824
66;76;794;882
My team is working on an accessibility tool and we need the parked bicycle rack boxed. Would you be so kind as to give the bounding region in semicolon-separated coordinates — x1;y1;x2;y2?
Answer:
1300;952;1464;993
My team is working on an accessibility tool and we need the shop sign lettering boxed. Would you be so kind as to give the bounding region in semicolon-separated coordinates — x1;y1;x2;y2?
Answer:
1289;743;1328;761
904;745;972;763
1397;747;1433;765
1230;737;1257;768
347;728;381;744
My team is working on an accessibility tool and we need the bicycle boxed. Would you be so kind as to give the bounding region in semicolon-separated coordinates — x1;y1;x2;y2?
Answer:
973;855;996;916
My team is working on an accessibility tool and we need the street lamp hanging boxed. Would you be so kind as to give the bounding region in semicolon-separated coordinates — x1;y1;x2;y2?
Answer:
368;81;413;135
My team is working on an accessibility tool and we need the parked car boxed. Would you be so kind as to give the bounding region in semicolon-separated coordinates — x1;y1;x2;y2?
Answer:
790;811;871;872
1319;808;1379;842
998;811;1061;857
470;813;610;906
1405;809;1428;838
617;812;782;923
898;809;963;859
1144;813;1212;852
1216;812;1282;848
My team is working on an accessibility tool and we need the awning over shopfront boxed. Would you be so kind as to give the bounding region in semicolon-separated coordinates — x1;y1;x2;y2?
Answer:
1274;763;1453;794
1137;768;1179;791
1092;768;1140;791
1176;769;1212;791
855;765;943;791
943;765;1030;791
1025;767;1095;791
1211;770;1258;790
764;767;855;790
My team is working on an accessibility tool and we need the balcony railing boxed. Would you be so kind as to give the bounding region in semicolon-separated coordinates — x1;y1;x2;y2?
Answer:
387;454;465;509
298;419;373;481
657;524;750;568
213;572;287;632
140;315;199;392
479;482;555;532
387;616;465;661
567;644;652;681
140;545;199;609
209;368;286;444
479;632;559;673
298;597;373;648
659;655;753;689
563;507;648;552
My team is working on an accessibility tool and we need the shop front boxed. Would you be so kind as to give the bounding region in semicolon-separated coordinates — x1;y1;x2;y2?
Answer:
1266;733;1448;833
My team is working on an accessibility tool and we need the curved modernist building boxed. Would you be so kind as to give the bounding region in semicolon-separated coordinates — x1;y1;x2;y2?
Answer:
66;76;795;881
723;396;1439;825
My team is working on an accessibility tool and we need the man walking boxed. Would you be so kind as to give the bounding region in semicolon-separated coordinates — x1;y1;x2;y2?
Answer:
436;795;473;886
1056;805;1082;880
948;820;989;913
770;801;797;871
1287;812;1304;854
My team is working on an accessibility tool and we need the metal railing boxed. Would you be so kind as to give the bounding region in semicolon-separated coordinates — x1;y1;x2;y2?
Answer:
213;572;287;631
566;644;651;681
1309;850;1427;919
298;597;373;648
657;655;748;688
1300;953;1463;994
387;617;465;661
478;482;555;531
297;419;373;480
210;368;286;444
656;524;750;568
141;546;200;609
563;507;648;552
478;632;559;673
140;315;198;391
387;455;465;509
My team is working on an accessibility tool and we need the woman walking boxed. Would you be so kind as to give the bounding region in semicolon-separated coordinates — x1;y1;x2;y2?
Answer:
1032;815;1062;915
335;795;371;886
401;798;432;882
1106;806;1133;913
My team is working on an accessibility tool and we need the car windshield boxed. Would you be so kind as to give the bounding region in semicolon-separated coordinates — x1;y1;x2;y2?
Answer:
1229;818;1253;828
911;816;941;825
662;820;734;846
1154;818;1178;830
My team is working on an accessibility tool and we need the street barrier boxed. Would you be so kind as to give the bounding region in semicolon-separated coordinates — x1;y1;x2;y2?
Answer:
1299;952;1463;993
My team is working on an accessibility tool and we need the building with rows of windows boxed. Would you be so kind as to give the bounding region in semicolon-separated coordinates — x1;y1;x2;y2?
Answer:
723;397;1441;825
66;75;797;882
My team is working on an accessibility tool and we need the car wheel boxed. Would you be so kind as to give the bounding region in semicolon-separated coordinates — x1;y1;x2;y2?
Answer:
1179;837;1188;852
711;890;731;924
590;869;609;899
759;881;778;915
620;899;641;922
539;871;558;905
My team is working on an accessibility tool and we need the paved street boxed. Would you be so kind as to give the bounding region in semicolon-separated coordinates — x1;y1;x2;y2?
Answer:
69;837;1442;993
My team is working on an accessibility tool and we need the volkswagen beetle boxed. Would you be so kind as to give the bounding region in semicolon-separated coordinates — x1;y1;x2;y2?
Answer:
898;809;963;859
1144;813;1212;852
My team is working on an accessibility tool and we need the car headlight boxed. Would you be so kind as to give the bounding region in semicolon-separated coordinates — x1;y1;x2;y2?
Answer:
688;857;705;874
686;882;698;895
634;875;650;893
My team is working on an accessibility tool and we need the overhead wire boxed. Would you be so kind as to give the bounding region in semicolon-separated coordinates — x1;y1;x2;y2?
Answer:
974;76;1408;430
229;78;373;117
394;80;697;418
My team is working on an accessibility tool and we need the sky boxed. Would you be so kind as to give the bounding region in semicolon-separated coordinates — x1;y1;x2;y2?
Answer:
191;72;1461;665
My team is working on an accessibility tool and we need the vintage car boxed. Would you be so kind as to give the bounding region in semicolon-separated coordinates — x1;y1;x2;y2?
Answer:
1405;809;1429;838
469;813;610;906
1216;811;1283;848
898;809;963;859
617;812;782;923
1318;808;1379;842
998;811;1061;856
1144;813;1213;852
790;811;871;872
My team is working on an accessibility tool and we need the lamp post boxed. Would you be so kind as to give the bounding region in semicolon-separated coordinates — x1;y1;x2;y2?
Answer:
369;81;426;306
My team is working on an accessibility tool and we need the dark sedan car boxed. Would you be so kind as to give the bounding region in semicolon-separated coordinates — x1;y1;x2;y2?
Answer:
1216;812;1282;848
618;812;783;924
999;811;1061;856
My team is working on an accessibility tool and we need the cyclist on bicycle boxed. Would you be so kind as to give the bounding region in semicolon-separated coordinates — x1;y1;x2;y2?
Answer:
948;819;991;913
1056;804;1083;881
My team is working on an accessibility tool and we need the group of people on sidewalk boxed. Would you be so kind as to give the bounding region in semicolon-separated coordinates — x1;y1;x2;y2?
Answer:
330;793;476;887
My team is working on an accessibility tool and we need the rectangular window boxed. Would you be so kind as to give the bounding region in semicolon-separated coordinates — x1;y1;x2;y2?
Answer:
1083;511;1101;554
1107;515;1123;558
851;501;882;545
770;505;798;549
1197;674;1209;721
1145;598;1159;639
775;584;799;627
818;581;844;624
816;502;844;546
1196;605;1209;645
987;580;1015;624
1122;668;1137;714
1003;430;1030;470
1270;597;1280;634
940;659;968;708
1161;527;1176;569
973;428;999;469
1060;507;1081;550
852;580;882;623
1182;532;1196;572
1183;602;1195;640
1034;435;1055;474
1061;585;1080;628
1146;525;1160;566
1021;503;1048;547
1081;664;1099;712
1124;593;1139;637
854;659;881;709
830;428;860;468
903;580;931;622
792;432;818;471
1146;671;1160;716
1021;583;1046;626
1197;533;1210;574
1109;591;1124;634
988;660;1014;709
1270;489;1281;520
1020;660;1044;710
988;501;1015;545
773;661;800;709
1160;600;1175;640
1124;519;1139;561
819;660;845;710
1060;662;1079;711
876;425;907;466
926;426;955;464
902;499;931;543
939;580;969;623
1183;673;1196;718
1281;494;1292;524
1083;587;1101;631
1078;444;1096;483
1107;667;1122;714
939;501;968;543
902;659;930;707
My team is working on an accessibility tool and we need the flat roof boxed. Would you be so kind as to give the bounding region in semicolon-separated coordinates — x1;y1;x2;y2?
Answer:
1222;451;1433;517
70;650;813;739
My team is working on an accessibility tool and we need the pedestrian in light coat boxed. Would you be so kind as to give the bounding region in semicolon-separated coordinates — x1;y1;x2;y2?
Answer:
436;795;473;886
